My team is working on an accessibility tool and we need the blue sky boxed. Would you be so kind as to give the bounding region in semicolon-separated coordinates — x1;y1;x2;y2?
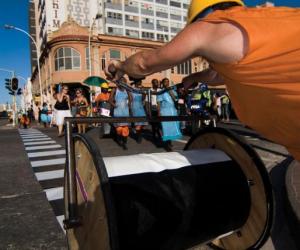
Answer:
0;0;299;104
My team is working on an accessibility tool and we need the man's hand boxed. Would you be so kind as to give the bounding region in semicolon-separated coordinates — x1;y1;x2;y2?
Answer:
105;60;125;81
182;68;224;90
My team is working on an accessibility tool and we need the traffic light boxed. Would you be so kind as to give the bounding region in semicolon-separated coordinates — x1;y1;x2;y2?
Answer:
11;77;18;91
17;88;22;95
5;78;12;90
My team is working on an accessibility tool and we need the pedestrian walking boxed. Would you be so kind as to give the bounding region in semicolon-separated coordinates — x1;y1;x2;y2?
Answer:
73;88;89;134
109;78;132;150
131;80;147;143
148;79;161;141
96;83;111;136
40;102;51;128
221;92;230;122
157;78;182;151
54;85;72;137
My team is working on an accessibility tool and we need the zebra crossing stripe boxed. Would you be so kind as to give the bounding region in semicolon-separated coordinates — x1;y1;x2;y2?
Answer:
20;133;45;136
21;135;49;139
31;158;66;167
35;169;64;181
23;138;51;142
28;150;66;158
45;187;64;201
24;141;56;146
26;145;61;151
56;215;65;231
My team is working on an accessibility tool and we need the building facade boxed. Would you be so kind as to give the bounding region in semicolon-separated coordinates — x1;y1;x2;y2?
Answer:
30;17;207;104
30;0;189;61
29;0;210;104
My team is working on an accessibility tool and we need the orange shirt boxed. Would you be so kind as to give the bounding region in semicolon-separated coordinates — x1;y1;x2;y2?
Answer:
203;6;300;160
95;92;110;102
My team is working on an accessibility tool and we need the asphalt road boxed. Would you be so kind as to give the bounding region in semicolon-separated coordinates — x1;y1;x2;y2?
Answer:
0;121;298;250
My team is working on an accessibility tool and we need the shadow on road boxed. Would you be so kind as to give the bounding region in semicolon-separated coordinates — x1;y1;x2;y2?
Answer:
268;157;299;250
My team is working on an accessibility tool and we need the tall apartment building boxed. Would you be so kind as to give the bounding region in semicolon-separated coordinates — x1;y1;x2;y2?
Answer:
30;0;189;62
28;0;210;103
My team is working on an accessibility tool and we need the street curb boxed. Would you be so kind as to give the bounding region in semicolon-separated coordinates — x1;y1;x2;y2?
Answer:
285;159;300;249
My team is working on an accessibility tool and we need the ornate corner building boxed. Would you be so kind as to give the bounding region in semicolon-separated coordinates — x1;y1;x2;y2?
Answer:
29;0;208;103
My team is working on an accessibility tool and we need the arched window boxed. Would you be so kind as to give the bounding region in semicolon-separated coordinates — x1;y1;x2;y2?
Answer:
55;47;81;71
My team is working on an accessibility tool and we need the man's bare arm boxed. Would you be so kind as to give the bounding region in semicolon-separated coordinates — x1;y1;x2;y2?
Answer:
182;68;224;89
105;21;213;80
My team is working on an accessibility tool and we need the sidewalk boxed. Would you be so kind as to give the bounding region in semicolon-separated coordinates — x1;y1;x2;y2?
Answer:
0;127;67;249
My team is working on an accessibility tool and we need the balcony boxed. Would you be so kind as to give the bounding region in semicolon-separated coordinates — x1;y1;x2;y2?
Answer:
155;0;167;5
171;27;181;33
124;5;139;13
157;25;169;32
141;9;154;16
170;14;181;21
141;22;154;30
106;18;123;25
125;20;139;28
105;2;122;10
156;11;168;18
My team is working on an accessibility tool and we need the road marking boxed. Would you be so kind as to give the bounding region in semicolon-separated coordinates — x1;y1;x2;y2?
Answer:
23;138;51;142
56;215;65;231
20;128;65;231
28;150;66;158
24;140;56;146
35;169;64;181
45;187;63;201
25;145;61;151
31;158;66;167
175;139;188;144
21;135;49;139
21;133;46;136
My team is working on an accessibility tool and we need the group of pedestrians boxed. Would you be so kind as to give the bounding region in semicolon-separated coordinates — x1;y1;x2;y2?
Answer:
19;78;231;152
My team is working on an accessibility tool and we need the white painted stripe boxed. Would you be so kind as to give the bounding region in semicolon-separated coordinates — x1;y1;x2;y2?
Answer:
45;187;63;201
31;158;66;167
35;169;64;181
20;131;42;134
21;135;48;138
26;145;61;151
28;150;66;158
56;215;65;232
24;141;56;145
175;139;188;144
20;131;43;134
104;149;231;177
22;138;51;142
19;130;40;134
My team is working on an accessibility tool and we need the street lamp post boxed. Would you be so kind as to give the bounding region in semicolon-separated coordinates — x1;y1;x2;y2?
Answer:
88;14;102;77
4;24;43;106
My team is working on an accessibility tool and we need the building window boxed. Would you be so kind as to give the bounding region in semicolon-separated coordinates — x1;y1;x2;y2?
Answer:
107;26;123;35
101;53;106;70
54;47;81;71
142;31;154;40
126;29;139;38
110;49;121;60
107;12;122;19
157;33;169;42
177;60;192;75
170;1;181;8
85;47;90;70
